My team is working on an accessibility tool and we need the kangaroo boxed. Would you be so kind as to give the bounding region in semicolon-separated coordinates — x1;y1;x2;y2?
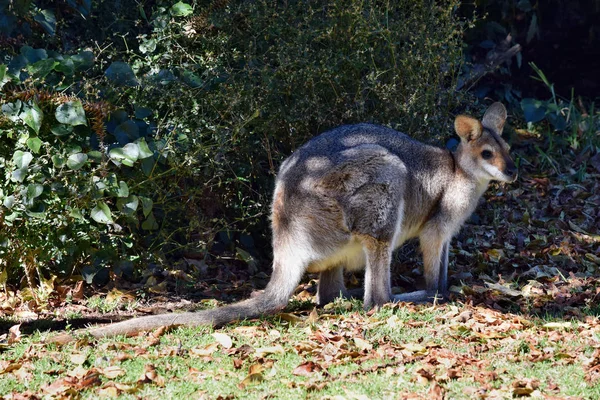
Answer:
50;102;516;342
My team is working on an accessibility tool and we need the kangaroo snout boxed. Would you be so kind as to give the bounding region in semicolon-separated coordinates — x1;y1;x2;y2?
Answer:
504;161;518;181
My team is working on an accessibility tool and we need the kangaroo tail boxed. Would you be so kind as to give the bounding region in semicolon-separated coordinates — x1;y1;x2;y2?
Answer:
47;258;305;344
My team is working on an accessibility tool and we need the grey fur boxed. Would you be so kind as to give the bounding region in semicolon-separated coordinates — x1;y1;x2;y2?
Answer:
48;103;515;343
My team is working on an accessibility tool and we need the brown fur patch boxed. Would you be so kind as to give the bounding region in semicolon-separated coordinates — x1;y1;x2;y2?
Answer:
271;188;286;232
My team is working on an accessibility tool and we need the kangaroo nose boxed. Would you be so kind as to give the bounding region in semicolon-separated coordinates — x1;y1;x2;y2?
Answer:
504;164;517;179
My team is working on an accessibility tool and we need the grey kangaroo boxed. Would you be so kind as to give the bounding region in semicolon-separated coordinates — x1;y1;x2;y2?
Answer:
51;102;516;342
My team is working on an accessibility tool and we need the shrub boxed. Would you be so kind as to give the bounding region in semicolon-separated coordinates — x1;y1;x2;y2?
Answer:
1;0;474;285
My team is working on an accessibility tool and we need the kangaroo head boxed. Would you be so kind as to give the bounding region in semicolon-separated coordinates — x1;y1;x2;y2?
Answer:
454;102;517;184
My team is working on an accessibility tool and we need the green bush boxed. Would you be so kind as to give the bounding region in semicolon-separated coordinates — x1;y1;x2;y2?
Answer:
0;0;475;285
133;0;473;236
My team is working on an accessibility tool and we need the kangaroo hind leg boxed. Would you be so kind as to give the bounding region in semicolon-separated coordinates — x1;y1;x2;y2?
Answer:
359;236;393;310
316;265;347;306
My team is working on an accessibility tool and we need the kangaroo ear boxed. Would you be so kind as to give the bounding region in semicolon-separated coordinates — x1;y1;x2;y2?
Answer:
454;115;482;142
481;102;507;134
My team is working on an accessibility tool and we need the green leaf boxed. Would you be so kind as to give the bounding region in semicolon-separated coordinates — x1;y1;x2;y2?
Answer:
13;151;33;169
21;46;47;63
69;207;84;220
88;150;102;161
521;98;546;123
3;196;15;209
72;51;94;70
91;201;113;224
20;102;44;133
51;124;73;137
117;195;139;215
52;154;66;167
137;138;154;159
171;1;193;16
139;196;153;217
122;143;139;161
116;181;129;198
26;137;43;153
105;62;138;87
2;101;22;121
55;58;75;76
142;212;159;230
11;169;27;183
27;183;44;199
27;59;58;79
34;9;57;35
0;64;9;90
139;39;157;54
67;153;88;170
56;101;87;126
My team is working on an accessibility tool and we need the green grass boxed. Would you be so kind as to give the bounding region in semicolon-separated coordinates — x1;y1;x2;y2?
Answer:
2;302;599;399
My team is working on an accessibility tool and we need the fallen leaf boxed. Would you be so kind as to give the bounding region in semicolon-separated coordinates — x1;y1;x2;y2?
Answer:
70;353;88;366
138;364;165;387
292;361;322;376
239;364;264;388
212;332;233;349
190;342;219;357
353;337;373;352
254;344;285;357
8;324;22;344
100;366;126;379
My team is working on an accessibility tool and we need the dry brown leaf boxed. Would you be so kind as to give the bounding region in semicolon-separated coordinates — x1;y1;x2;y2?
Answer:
190;342;220;357
292;361;322;376
138;364;165;387
8;324;21;345
212;332;233;349
100;365;126;379
512;378;540;396
254;344;285;357
70;353;87;365
239;364;264;388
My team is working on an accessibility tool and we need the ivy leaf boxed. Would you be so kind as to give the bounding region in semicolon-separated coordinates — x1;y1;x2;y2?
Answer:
117;195;139;215
20;102;44;133
0;64;9;90
139;196;153;217
52;154;66;167
114;120;139;144
3;196;15;209
67;153;88;170
34;9;57;36
51;124;73;137
116;181;129;198
139;39;157;54
142;212;159;230
56;100;87;126
21;46;47;63
72;51;94;70
521;98;546;123
171;1;193;16
2;101;22;121
27;183;44;199
26;137;43;153
91;201;113;224
13;151;33;169
27;59;58;79
105;62;139;87
11;169;27;183
137;138;154;159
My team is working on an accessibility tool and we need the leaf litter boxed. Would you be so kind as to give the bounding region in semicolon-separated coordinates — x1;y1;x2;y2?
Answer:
1;130;600;398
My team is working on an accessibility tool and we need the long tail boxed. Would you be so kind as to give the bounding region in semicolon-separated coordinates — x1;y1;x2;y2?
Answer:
48;258;305;344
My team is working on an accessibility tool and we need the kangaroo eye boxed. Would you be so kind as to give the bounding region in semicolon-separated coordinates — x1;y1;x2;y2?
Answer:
481;150;493;160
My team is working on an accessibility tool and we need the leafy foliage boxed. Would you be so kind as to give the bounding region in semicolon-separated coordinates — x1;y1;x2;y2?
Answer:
0;0;475;285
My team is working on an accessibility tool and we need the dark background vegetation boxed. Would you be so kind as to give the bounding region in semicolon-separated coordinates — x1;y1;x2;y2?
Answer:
0;0;598;295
